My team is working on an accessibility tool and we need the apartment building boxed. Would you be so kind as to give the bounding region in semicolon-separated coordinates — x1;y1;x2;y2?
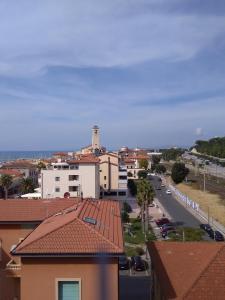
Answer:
41;156;100;199
2;160;39;185
0;198;123;300
99;152;128;198
124;154;151;179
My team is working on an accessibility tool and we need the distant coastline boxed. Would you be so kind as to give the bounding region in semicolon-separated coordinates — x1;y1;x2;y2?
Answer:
0;151;71;162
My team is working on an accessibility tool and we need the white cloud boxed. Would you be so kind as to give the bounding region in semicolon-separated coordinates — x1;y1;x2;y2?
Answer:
0;0;224;76
195;127;203;136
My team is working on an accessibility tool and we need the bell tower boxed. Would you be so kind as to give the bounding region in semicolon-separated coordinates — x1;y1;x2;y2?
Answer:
92;125;100;151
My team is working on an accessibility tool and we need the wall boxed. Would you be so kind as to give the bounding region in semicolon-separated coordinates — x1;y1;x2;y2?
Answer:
0;223;36;300
21;257;119;300
41;164;99;199
99;154;119;191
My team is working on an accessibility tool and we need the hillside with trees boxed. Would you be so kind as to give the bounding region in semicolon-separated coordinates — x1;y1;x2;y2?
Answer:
194;137;225;158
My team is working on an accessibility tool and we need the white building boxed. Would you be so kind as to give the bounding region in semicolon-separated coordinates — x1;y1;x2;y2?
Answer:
40;157;100;199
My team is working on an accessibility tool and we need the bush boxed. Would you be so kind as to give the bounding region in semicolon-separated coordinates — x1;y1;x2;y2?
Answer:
123;201;132;213
138;170;148;179
135;246;145;256
155;164;166;174
121;211;130;223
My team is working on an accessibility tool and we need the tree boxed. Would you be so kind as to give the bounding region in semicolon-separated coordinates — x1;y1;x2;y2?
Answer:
127;171;133;177
123;201;132;213
127;179;137;196
171;162;189;184
0;174;13;199
138;170;148;179
37;161;46;171
20;177;35;194
152;155;161;165
121;211;130;223
139;159;149;170
136;179;155;233
155;164;166;174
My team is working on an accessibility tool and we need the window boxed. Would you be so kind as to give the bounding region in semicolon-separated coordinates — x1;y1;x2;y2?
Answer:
104;176;107;180
70;165;79;170
55;177;60;182
104;184;107;188
118;191;126;196
119;175;127;180
55;187;60;192
69;175;79;181
69;186;78;192
57;280;80;300
104;191;117;196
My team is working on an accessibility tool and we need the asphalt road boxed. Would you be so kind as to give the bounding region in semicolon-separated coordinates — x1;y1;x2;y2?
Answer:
151;176;201;228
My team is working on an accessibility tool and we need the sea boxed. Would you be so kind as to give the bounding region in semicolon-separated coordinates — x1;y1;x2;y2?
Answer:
0;151;66;163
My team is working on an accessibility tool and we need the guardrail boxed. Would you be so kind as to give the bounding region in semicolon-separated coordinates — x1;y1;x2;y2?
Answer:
167;183;225;235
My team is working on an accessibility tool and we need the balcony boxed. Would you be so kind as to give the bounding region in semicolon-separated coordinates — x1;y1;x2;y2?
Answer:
5;259;21;277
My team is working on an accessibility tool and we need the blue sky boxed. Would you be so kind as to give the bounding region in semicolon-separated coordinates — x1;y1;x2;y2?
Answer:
0;0;225;150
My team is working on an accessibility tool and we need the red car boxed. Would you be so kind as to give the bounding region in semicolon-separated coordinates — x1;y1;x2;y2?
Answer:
155;218;170;227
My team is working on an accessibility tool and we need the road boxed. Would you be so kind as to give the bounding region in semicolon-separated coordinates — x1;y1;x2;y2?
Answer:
151;176;201;228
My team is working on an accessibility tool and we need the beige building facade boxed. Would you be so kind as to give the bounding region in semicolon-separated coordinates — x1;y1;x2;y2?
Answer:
99;153;127;198
41;160;100;199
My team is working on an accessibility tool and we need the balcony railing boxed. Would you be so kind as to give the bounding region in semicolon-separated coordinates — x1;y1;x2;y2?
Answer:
6;259;21;271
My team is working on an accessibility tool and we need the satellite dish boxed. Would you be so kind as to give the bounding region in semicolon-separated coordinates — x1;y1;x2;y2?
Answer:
64;192;70;198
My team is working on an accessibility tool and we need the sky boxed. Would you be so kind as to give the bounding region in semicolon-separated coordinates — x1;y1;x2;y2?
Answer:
0;0;225;150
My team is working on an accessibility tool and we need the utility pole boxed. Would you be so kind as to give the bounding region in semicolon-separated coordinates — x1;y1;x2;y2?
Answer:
203;164;206;192
208;206;210;224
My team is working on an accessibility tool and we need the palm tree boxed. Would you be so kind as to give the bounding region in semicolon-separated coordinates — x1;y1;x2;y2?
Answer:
21;177;35;194
0;174;13;199
137;179;155;233
37;161;46;172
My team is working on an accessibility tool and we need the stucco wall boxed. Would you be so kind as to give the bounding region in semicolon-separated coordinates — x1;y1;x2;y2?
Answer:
0;224;36;300
41;164;100;199
21;257;119;300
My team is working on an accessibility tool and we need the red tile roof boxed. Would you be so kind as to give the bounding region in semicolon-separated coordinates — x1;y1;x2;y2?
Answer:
0;198;79;222
13;199;124;255
148;242;225;299
2;160;36;169
68;155;99;164
53;152;68;156
0;169;23;177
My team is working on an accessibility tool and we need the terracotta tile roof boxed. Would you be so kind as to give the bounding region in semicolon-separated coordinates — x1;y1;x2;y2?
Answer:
2;160;36;169
123;159;135;164
0;198;79;222
13;199;124;255
0;169;23;177
148;242;225;299
53;152;68;156
68;155;99;164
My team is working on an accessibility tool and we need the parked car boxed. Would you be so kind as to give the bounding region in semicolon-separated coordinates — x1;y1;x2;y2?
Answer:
208;230;224;241
200;223;212;233
161;184;165;187
166;190;172;194
161;224;176;234
155;218;170;227
131;256;146;271
156;187;161;190
119;255;130;270
162;229;178;239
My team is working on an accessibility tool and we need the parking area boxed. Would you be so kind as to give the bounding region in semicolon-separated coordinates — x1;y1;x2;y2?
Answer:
119;275;151;300
120;264;150;277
